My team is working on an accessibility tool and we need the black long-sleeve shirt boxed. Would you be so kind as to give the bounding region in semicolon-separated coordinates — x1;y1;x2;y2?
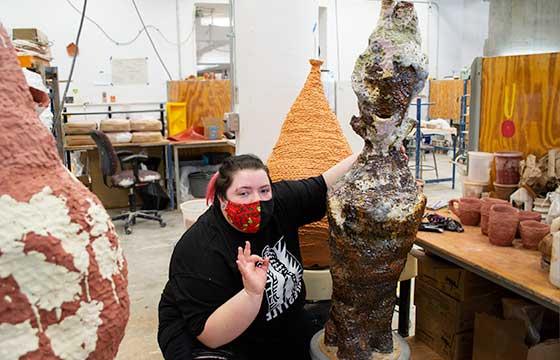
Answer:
158;176;327;359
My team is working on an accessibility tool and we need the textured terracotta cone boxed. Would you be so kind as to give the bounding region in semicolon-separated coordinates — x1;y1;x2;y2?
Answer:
0;27;129;359
267;59;352;269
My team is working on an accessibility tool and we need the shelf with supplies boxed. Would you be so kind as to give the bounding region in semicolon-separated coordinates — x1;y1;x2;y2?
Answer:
170;138;236;207
64;140;170;152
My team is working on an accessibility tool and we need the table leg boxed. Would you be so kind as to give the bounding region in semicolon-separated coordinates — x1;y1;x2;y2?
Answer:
165;145;175;209
174;146;181;208
398;279;412;338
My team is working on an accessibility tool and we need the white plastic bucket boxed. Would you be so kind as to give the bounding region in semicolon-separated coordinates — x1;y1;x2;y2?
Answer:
467;152;494;183
462;179;489;198
180;199;210;229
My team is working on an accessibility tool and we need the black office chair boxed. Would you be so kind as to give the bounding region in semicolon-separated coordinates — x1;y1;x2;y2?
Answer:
90;130;166;234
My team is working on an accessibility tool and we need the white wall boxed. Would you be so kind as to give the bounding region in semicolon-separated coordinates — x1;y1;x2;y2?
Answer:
438;0;489;77
3;0;492;159
324;0;489;152
234;0;319;161
1;0;227;104
484;0;560;56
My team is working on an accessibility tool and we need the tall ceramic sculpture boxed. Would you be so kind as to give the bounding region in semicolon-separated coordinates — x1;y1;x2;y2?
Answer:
268;59;352;269
321;1;428;359
0;26;129;359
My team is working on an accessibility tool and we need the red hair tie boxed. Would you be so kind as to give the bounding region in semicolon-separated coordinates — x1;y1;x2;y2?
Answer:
206;172;220;205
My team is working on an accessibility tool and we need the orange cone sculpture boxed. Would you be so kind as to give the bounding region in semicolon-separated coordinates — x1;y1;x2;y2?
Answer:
0;26;129;359
267;59;352;269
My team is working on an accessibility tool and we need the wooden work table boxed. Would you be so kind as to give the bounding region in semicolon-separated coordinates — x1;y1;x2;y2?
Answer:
415;212;560;312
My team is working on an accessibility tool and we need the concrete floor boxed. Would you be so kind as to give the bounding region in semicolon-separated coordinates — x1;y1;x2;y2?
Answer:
115;211;184;360
115;152;461;359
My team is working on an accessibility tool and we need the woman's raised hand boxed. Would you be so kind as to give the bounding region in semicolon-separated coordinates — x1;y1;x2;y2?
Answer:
236;241;270;297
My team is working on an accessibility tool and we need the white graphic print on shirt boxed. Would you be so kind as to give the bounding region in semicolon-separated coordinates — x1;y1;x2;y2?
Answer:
262;237;303;321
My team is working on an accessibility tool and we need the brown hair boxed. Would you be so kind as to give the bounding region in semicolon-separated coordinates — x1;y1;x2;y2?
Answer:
206;154;270;204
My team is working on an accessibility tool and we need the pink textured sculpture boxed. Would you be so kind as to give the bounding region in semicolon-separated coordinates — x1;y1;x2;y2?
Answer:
0;26;129;359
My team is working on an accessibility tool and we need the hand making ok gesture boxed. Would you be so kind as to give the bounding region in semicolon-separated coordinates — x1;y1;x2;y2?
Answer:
236;241;270;297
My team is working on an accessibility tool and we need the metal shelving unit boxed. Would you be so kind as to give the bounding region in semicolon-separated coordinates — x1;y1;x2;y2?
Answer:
411;98;458;189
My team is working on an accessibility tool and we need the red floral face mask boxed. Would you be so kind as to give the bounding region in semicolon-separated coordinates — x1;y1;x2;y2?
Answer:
223;199;273;233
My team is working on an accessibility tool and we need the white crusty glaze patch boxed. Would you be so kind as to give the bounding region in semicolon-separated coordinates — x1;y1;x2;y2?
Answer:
0;188;87;327
0;251;82;312
328;197;345;227
92;235;124;302
45;301;104;360
0;321;39;360
0;187;90;274
0;186;122;358
86;198;110;237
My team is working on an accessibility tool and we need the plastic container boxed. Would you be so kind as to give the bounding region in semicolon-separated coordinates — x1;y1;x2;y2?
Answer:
166;102;188;137
188;171;214;198
493;182;518;201
180;199;210;229
467;152;493;183
494;151;523;185
545;191;560;225
462;180;489;198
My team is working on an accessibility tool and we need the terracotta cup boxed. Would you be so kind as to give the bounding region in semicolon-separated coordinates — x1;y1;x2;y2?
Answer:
488;204;519;246
449;197;482;226
516;211;542;238
519;220;550;250
480;198;510;235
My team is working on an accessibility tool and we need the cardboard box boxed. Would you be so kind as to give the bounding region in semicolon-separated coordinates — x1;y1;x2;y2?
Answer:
417;251;496;301
416;328;473;360
415;279;503;360
202;117;224;140
12;28;49;45
415;279;503;336
473;313;560;360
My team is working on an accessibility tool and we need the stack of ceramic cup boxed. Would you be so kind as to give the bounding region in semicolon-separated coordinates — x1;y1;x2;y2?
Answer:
493;151;523;200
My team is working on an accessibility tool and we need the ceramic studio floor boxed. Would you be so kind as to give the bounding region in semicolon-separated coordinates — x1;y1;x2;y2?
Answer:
115;153;459;359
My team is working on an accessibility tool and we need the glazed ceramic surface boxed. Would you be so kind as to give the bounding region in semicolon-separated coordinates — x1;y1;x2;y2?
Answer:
324;1;427;358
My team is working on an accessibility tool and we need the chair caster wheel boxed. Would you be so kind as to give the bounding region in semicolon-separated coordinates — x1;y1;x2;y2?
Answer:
125;226;132;235
160;221;167;228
